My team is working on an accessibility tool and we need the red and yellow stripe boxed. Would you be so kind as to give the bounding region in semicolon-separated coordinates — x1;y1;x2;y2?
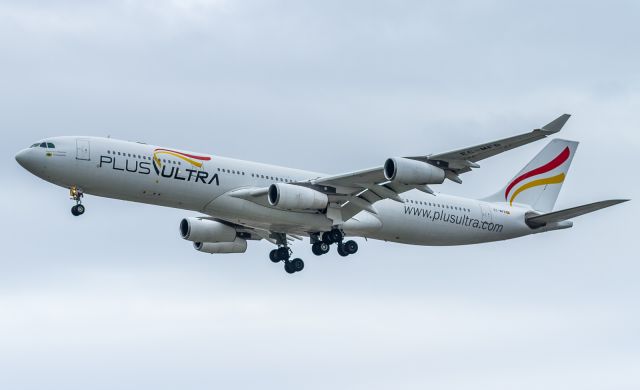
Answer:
508;173;565;206
505;147;570;206
153;148;211;168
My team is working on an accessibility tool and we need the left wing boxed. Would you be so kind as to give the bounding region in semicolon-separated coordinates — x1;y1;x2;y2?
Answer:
308;114;571;220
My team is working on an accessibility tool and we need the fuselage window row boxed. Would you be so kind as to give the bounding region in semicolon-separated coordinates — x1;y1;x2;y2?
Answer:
406;198;471;213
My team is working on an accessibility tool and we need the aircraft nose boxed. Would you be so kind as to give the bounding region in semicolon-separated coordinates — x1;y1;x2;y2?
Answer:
15;149;28;167
15;149;36;171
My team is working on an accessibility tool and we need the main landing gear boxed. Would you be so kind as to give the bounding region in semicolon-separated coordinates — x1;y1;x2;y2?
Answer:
269;243;305;275
268;228;359;274
70;186;85;216
312;228;358;257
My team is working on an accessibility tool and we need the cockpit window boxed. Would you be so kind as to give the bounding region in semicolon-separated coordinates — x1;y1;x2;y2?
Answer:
47;143;55;148
40;142;47;148
30;143;39;148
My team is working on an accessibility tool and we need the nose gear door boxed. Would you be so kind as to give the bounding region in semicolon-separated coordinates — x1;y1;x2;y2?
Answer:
76;139;90;161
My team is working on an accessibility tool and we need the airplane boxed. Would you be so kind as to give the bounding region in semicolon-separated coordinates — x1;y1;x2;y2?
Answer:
15;114;628;274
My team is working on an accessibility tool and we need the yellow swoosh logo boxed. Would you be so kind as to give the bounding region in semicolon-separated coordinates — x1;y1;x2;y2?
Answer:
153;150;205;168
509;173;565;206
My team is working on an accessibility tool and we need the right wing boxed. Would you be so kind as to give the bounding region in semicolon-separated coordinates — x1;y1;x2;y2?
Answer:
405;114;572;180
228;115;573;223
308;114;572;219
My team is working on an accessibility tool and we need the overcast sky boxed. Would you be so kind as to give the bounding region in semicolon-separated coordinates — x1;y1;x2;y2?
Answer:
1;1;639;389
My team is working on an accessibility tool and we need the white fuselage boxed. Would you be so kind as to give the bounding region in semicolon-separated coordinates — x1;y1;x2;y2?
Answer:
15;136;538;246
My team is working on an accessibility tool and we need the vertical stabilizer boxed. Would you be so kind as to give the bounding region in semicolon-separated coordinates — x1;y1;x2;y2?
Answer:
483;139;578;212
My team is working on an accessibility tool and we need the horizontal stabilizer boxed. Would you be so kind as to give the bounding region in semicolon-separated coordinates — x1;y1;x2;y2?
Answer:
526;199;629;228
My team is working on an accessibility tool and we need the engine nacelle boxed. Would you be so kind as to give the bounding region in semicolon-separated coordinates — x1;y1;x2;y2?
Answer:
384;157;445;185
179;217;237;243
268;183;329;210
194;238;248;254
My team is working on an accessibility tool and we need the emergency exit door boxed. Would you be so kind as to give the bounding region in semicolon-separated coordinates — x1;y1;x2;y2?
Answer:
76;139;90;161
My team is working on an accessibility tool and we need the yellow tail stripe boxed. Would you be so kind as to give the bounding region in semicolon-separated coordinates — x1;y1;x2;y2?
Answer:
509;173;565;206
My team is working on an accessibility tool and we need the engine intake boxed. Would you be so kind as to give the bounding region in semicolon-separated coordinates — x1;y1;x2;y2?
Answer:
194;238;248;254
268;183;328;210
384;157;445;185
179;217;236;243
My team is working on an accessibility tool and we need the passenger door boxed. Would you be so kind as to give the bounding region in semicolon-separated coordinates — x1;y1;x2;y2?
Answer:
76;139;90;161
480;203;493;222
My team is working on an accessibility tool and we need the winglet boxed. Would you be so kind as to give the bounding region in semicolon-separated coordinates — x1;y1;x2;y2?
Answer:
541;114;571;134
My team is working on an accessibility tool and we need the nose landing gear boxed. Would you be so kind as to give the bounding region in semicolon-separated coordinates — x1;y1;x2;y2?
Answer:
70;186;85;216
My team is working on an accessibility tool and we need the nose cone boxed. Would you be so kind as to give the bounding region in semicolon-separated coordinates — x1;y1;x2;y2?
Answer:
15;149;29;167
15;149;38;173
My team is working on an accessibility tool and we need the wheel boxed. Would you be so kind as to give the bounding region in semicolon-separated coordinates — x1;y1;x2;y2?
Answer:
344;240;358;255
322;231;333;245
312;242;330;256
71;205;79;216
291;258;304;272
269;249;280;263
337;243;349;257
75;204;85;215
318;242;330;254
284;261;296;274
276;247;290;261
330;229;343;243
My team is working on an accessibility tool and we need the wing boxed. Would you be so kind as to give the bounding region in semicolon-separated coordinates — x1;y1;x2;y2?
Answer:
309;114;571;220
406;114;571;179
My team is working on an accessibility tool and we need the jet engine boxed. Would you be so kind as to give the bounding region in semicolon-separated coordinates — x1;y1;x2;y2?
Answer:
384;157;445;185
179;217;237;243
268;183;329;210
194;238;248;254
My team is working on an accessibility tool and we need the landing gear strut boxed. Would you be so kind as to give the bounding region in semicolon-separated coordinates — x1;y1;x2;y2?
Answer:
70;186;85;216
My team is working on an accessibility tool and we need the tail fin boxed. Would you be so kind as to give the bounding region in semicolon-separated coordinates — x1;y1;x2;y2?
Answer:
483;139;579;212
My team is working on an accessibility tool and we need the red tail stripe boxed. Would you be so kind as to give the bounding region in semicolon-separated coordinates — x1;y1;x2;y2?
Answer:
154;148;211;161
504;147;570;200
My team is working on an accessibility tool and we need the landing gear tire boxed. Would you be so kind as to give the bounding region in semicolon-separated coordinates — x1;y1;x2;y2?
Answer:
312;242;330;256
269;249;280;263
71;204;85;216
291;258;304;272
284;261;296;274
337;243;349;257
343;240;358;255
322;232;333;245
276;247;290;261
329;229;343;243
